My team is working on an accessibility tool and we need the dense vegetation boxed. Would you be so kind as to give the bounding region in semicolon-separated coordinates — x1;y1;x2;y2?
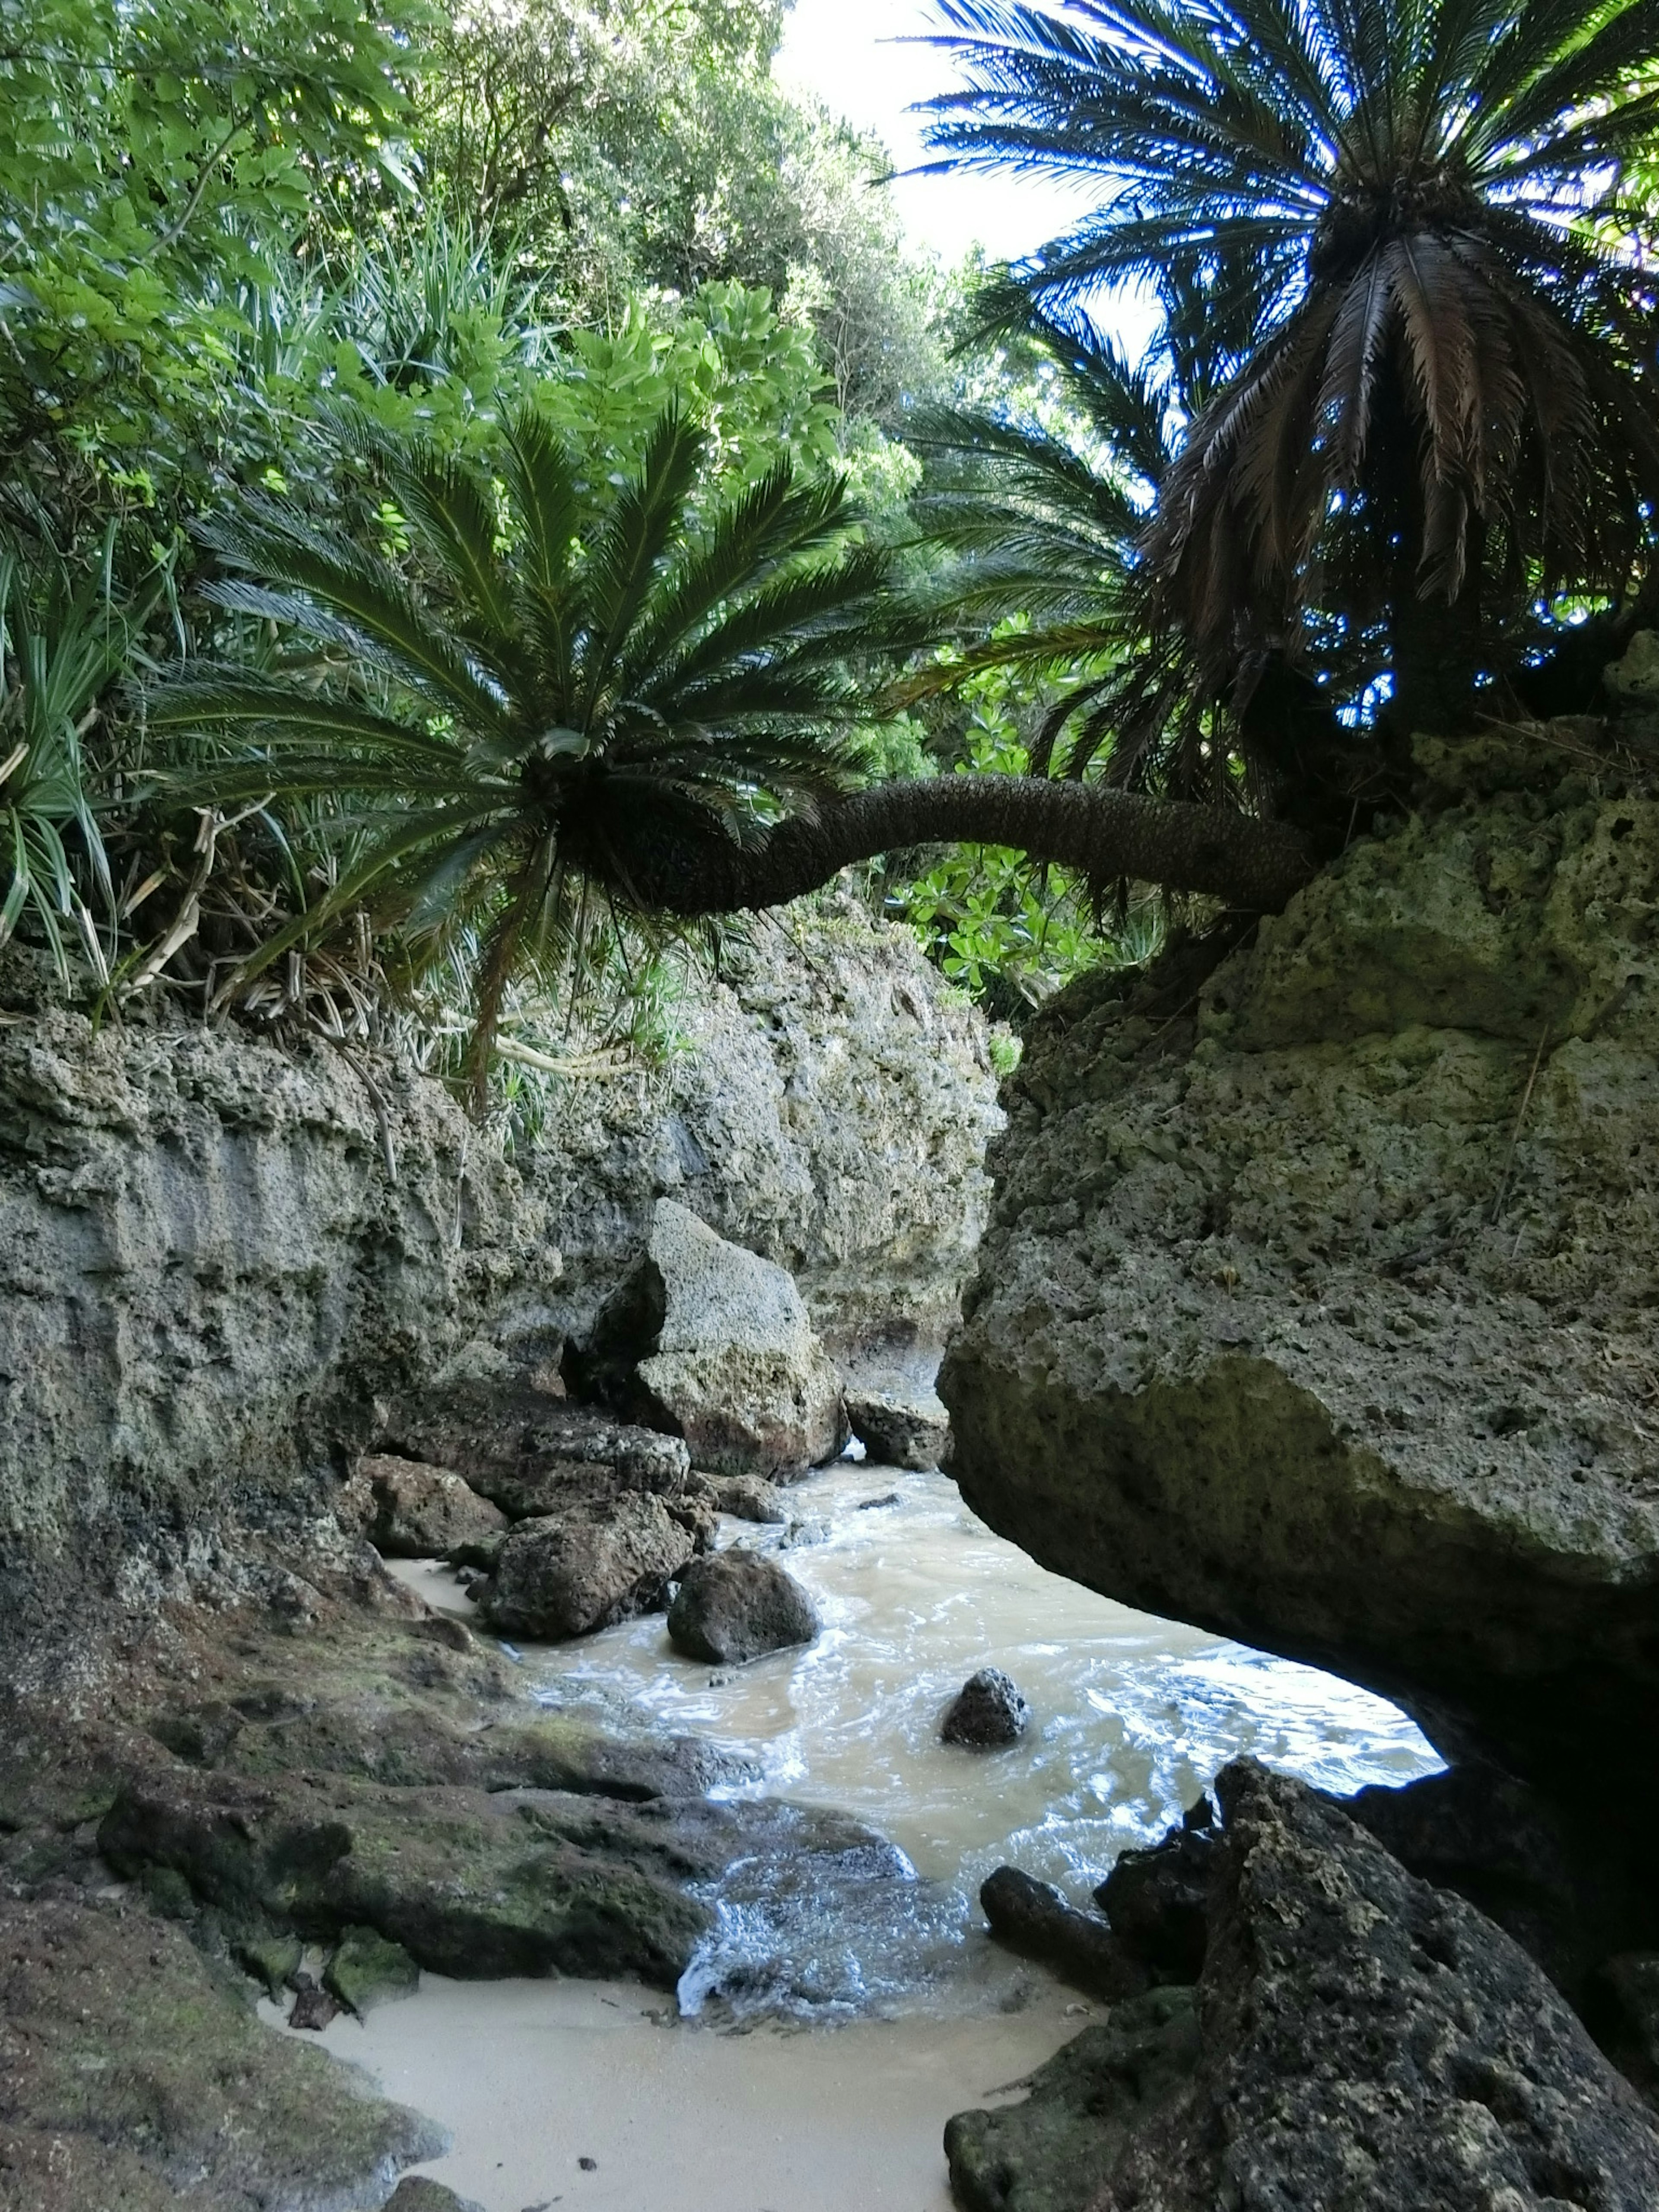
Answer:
4;0;1658;1106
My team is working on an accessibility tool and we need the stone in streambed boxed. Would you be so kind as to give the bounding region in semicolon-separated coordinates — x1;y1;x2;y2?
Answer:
666;1549;819;1665
941;1667;1029;1746
324;1923;420;2015
575;1199;845;1479
384;2180;488;2212
1093;1799;1218;1980
980;1866;1150;2003
477;1492;693;1640
699;1471;790;1523
844;1385;951;1471
355;1452;508;1559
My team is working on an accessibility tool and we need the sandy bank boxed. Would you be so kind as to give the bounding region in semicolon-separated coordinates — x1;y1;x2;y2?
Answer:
265;1976;1087;2212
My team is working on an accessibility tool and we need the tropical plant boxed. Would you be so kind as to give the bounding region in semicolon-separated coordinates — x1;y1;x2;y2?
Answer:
148;395;1309;1105
147;402;892;1097
0;543;136;984
922;0;1659;734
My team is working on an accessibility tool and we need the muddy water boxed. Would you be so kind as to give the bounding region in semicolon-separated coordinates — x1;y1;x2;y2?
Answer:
396;1455;1441;2023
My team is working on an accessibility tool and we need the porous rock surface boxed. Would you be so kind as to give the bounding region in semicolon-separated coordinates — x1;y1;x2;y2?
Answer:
0;1005;536;1669
477;1490;696;1639
514;900;1001;1360
579;1197;846;1478
941;1666;1029;1746
946;1762;1659;2212
352;1452;509;1558
845;1382;952;1470
943;738;1659;1807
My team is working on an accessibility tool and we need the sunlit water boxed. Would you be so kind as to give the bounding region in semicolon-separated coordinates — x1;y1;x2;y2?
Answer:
478;1458;1444;2021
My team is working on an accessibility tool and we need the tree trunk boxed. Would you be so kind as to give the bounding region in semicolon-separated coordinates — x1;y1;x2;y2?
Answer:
590;775;1314;919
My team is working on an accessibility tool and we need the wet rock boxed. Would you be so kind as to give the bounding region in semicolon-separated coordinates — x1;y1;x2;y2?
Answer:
1094;1800;1218;1980
942;757;1659;1820
844;1385;951;1471
98;1769;712;1988
384;2180;487;2212
0;1887;439;2209
357;1452;509;1559
980;1867;1150;2003
947;1761;1659;2211
324;1923;420;2015
946;1986;1199;2212
148;1699;245;1768
941;1667;1029;1747
699;1471;790;1523
574;1199;845;1479
477;1493;694;1640
287;1974;341;2030
666;1549;820;1665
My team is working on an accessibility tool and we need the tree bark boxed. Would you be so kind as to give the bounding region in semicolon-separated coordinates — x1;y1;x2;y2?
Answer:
594;775;1314;919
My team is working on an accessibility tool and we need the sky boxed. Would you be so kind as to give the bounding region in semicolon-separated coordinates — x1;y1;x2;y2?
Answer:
774;0;1099;272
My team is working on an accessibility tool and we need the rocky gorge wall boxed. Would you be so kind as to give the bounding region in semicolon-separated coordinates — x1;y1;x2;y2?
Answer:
941;730;1659;1822
0;904;998;1664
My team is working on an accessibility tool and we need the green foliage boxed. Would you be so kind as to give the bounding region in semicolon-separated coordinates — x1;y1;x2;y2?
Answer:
147;400;889;1097
886;659;1142;1014
0;539;141;982
0;0;423;533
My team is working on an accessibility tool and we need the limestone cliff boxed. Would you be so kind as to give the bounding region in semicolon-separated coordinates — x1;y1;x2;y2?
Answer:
942;732;1659;1812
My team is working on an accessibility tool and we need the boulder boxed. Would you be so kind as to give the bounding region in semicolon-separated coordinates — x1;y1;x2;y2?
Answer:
700;1471;790;1523
477;1494;694;1640
844;1385;951;1470
942;748;1659;1823
1094;1801;1219;1981
384;2181;487;2212
575;1198;845;1480
941;1666;1030;1747
980;1866;1150;2002
666;1548;820;1665
324;1923;420;2015
946;1761;1659;2212
356;1452;508;1559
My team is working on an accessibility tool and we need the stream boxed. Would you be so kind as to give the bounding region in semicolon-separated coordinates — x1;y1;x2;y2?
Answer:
393;1454;1442;2029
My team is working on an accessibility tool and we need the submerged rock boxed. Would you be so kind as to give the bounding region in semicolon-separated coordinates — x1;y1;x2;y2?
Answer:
943;747;1659;1820
477;1493;693;1640
947;1761;1659;2212
844;1384;951;1471
666;1548;820;1664
941;1666;1029;1746
575;1198;846;1479
980;1866;1150;2003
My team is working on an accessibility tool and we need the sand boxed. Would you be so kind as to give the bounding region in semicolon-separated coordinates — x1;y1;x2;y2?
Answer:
265;1976;1089;2212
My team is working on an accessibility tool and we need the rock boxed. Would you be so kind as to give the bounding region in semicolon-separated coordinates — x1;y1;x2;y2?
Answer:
941;1667;1030;1747
946;1761;1659;2212
357;1452;509;1558
844;1385;951;1470
149;1699;245;1767
0;1887;440;2209
510;901;1001;1363
98;1770;713;1987
666;1549;820;1665
287;1975;341;2030
1094;1800;1218;1980
235;1929;303;1999
1605;629;1659;701
945;1986;1200;2212
575;1198;845;1479
980;1866;1150;2002
324;1923;421;2014
1600;1953;1659;2086
384;2181;485;2212
385;2181;487;2212
941;758;1659;1819
700;1472;789;1523
476;1494;694;1640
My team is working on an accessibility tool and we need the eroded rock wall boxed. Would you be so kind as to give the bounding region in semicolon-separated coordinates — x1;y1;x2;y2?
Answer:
512;900;1001;1363
0;1007;537;1658
942;737;1659;1806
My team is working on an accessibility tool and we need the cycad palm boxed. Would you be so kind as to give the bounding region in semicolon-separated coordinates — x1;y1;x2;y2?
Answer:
923;0;1659;731
150;406;883;1098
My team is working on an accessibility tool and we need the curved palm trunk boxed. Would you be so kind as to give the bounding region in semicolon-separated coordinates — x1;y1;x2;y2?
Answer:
606;775;1314;919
